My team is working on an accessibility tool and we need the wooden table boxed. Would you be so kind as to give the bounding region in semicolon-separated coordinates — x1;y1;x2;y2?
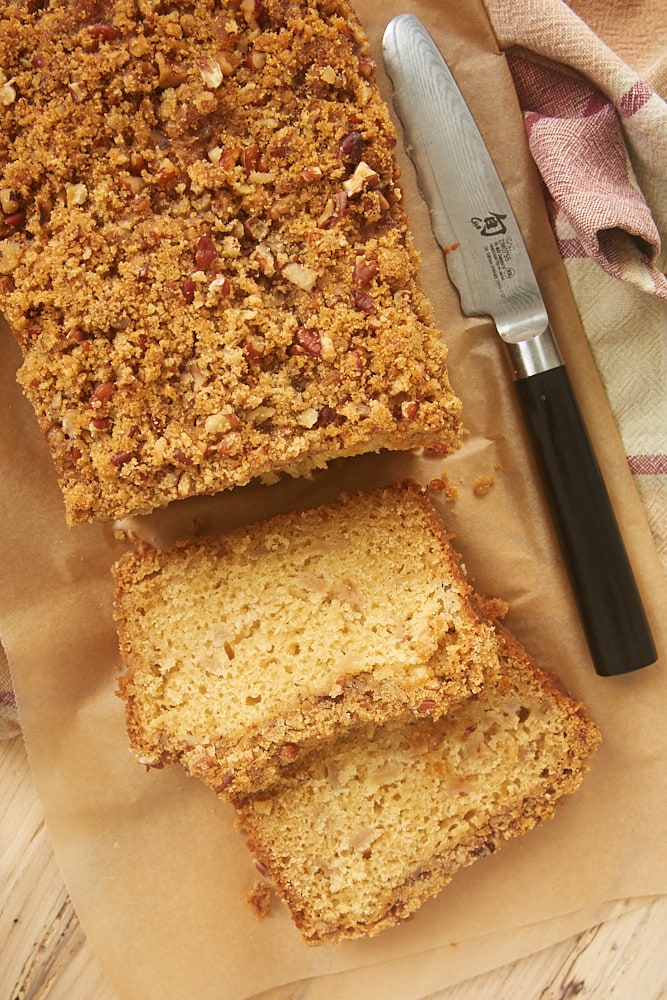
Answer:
3;732;666;1000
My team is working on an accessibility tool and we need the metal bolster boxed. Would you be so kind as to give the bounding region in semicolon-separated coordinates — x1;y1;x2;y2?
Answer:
504;326;564;380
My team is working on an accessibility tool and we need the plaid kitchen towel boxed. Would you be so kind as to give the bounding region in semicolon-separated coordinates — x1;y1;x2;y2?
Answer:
484;0;667;575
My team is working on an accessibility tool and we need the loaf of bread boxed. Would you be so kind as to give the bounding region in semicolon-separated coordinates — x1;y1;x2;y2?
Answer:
0;0;461;524
234;623;601;944
114;481;500;798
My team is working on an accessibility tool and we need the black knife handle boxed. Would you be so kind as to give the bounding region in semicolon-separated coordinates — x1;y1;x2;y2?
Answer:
514;364;656;676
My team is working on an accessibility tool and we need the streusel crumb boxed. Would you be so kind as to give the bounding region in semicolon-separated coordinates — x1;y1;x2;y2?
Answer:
0;0;461;523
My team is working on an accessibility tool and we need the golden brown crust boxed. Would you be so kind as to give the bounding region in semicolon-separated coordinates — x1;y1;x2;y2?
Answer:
0;0;461;523
234;623;601;945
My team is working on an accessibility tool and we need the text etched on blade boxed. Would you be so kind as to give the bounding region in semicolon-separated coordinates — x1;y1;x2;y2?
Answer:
471;211;507;237
471;212;516;297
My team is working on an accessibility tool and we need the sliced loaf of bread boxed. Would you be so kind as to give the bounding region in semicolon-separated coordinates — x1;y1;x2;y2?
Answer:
234;623;601;944
114;482;499;798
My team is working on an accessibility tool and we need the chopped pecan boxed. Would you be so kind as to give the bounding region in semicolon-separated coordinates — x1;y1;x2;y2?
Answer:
317;405;339;427
358;59;377;81
110;450;135;468
182;277;196;302
300;165;323;182
88;24;119;43
244;145;259;176
292;327;322;357
2;209;26;228
198;55;223;89
282;262;318;291
195;234;217;270
155;51;187;88
89;381;115;406
130;152;147;176
208;274;231;297
0;190;19;214
337;131;363;165
245;49;266;71
245;336;265;362
353;255;377;287
240;0;267;29
353;288;376;314
155;158;178;186
0;79;17;106
66;183;88;208
221;146;242;170
343;161;379;197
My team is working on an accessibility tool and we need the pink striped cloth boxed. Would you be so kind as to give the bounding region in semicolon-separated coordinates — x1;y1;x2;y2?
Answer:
1;1;665;739
485;0;667;578
507;53;667;298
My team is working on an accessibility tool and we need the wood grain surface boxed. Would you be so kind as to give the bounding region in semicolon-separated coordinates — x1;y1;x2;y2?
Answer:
2;733;666;1000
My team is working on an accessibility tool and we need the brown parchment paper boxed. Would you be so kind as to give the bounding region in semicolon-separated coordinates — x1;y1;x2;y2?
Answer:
1;1;666;998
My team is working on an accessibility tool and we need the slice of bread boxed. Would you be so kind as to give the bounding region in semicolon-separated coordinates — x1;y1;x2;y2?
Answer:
0;0;461;523
114;481;499;798
234;623;601;944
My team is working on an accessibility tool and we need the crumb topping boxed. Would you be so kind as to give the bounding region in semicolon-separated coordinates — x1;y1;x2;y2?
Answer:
473;474;495;496
0;0;461;522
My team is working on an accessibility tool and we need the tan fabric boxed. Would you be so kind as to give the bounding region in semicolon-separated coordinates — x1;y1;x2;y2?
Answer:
484;0;667;572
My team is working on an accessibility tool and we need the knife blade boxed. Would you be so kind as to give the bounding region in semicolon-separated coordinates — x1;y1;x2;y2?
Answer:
382;13;656;677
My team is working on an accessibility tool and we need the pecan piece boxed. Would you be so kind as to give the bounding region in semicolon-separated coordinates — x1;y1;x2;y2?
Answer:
195;234;217;271
155;52;188;89
0;79;17;106
338;131;363;165
240;0;267;29
245;49;266;71
198;56;223;89
243;144;262;173
88;23;119;43
111;450;135;468
317;405;339;427
292;327;322;357
155;158;178;186
353;255;377;287
89;381;115;406
245;336;265;362
2;209;26;229
283;262;318;291
353;288;376;314
343;161;379;198
300;165;323;182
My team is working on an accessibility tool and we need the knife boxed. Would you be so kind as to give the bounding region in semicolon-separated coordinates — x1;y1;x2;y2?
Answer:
382;14;656;677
